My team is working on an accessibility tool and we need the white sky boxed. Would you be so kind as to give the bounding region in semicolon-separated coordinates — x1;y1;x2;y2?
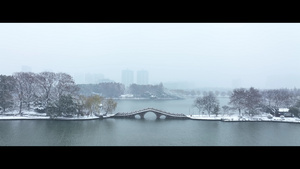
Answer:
1;23;300;89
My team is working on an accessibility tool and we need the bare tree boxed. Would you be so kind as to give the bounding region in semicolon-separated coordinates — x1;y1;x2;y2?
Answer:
244;87;262;116
274;89;294;108
193;97;204;115
229;88;247;116
261;88;294;115
35;71;57;109
193;92;219;117
55;72;79;99
222;105;230;116
212;104;220;117
13;72;38;115
229;87;262;117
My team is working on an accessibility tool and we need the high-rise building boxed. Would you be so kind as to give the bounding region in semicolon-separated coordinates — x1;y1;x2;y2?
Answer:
122;69;134;87
137;70;149;85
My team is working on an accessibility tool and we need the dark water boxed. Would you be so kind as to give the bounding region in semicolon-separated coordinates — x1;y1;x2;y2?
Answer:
1;98;300;146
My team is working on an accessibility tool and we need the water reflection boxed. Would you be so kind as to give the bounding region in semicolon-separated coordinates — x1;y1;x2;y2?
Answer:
1;98;300;146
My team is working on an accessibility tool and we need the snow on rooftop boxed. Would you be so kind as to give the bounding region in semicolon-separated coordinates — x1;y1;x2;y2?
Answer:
278;108;289;112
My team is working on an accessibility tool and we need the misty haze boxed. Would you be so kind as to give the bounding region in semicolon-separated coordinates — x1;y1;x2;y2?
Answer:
1;23;300;89
1;23;300;146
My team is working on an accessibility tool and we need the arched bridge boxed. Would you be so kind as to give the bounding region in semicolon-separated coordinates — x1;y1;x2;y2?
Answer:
113;108;188;119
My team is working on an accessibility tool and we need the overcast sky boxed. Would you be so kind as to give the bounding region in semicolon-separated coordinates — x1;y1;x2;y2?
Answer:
1;23;300;89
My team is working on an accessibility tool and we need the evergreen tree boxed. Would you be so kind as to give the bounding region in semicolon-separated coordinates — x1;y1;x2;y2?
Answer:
57;95;77;117
46;95;77;118
0;75;16;113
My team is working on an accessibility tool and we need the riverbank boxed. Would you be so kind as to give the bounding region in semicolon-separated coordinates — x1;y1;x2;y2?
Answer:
0;115;102;120
114;97;183;100
1;111;300;124
187;114;300;124
0;111;104;121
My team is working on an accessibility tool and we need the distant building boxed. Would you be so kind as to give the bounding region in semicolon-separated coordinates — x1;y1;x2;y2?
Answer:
137;70;149;85
120;94;134;98
122;69;134;87
276;108;293;117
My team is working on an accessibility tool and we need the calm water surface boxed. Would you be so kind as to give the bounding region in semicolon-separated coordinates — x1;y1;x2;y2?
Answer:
1;98;300;146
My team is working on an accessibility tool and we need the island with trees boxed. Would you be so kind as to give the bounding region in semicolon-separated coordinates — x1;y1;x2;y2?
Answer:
0;72;117;120
191;87;300;123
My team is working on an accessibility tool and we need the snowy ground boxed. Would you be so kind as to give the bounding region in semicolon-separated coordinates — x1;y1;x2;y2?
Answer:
103;114;115;118
186;113;300;123
0;111;101;120
187;114;223;120
1;111;300;124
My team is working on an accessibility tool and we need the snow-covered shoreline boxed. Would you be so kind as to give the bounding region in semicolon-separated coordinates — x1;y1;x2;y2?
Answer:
0;111;104;121
186;114;300;124
1;111;300;124
0;115;102;121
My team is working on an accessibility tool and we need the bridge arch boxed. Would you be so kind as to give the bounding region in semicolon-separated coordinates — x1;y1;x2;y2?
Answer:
114;108;188;120
143;111;166;120
134;114;142;119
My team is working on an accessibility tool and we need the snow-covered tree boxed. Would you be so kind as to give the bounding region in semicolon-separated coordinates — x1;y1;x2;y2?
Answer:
46;94;77;118
74;95;87;117
193;92;220;117
0;75;16;113
244;87;262;116
35;71;57;110
261;88;294;115
55;72;79;99
229;88;247;116
13;72;39;115
229;87;262;116
222;105;230;116
193;97;204;115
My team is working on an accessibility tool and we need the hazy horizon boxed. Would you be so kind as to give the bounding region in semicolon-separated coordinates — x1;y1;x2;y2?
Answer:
1;23;300;89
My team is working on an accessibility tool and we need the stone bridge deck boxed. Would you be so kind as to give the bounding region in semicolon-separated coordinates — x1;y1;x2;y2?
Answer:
113;108;188;119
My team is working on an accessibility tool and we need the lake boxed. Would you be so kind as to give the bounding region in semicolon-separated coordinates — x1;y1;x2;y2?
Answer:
1;98;300;146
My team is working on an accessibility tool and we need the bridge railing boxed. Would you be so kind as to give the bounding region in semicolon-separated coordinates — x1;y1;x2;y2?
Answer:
115;108;187;118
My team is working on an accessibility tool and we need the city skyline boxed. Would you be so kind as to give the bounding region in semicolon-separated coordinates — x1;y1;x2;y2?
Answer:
19;66;198;89
2;23;300;89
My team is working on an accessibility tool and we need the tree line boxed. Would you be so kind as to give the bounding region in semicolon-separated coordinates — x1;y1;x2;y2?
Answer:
78;82;125;98
170;89;231;97
128;83;179;98
194;87;300;117
78;82;180;99
0;72;117;118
